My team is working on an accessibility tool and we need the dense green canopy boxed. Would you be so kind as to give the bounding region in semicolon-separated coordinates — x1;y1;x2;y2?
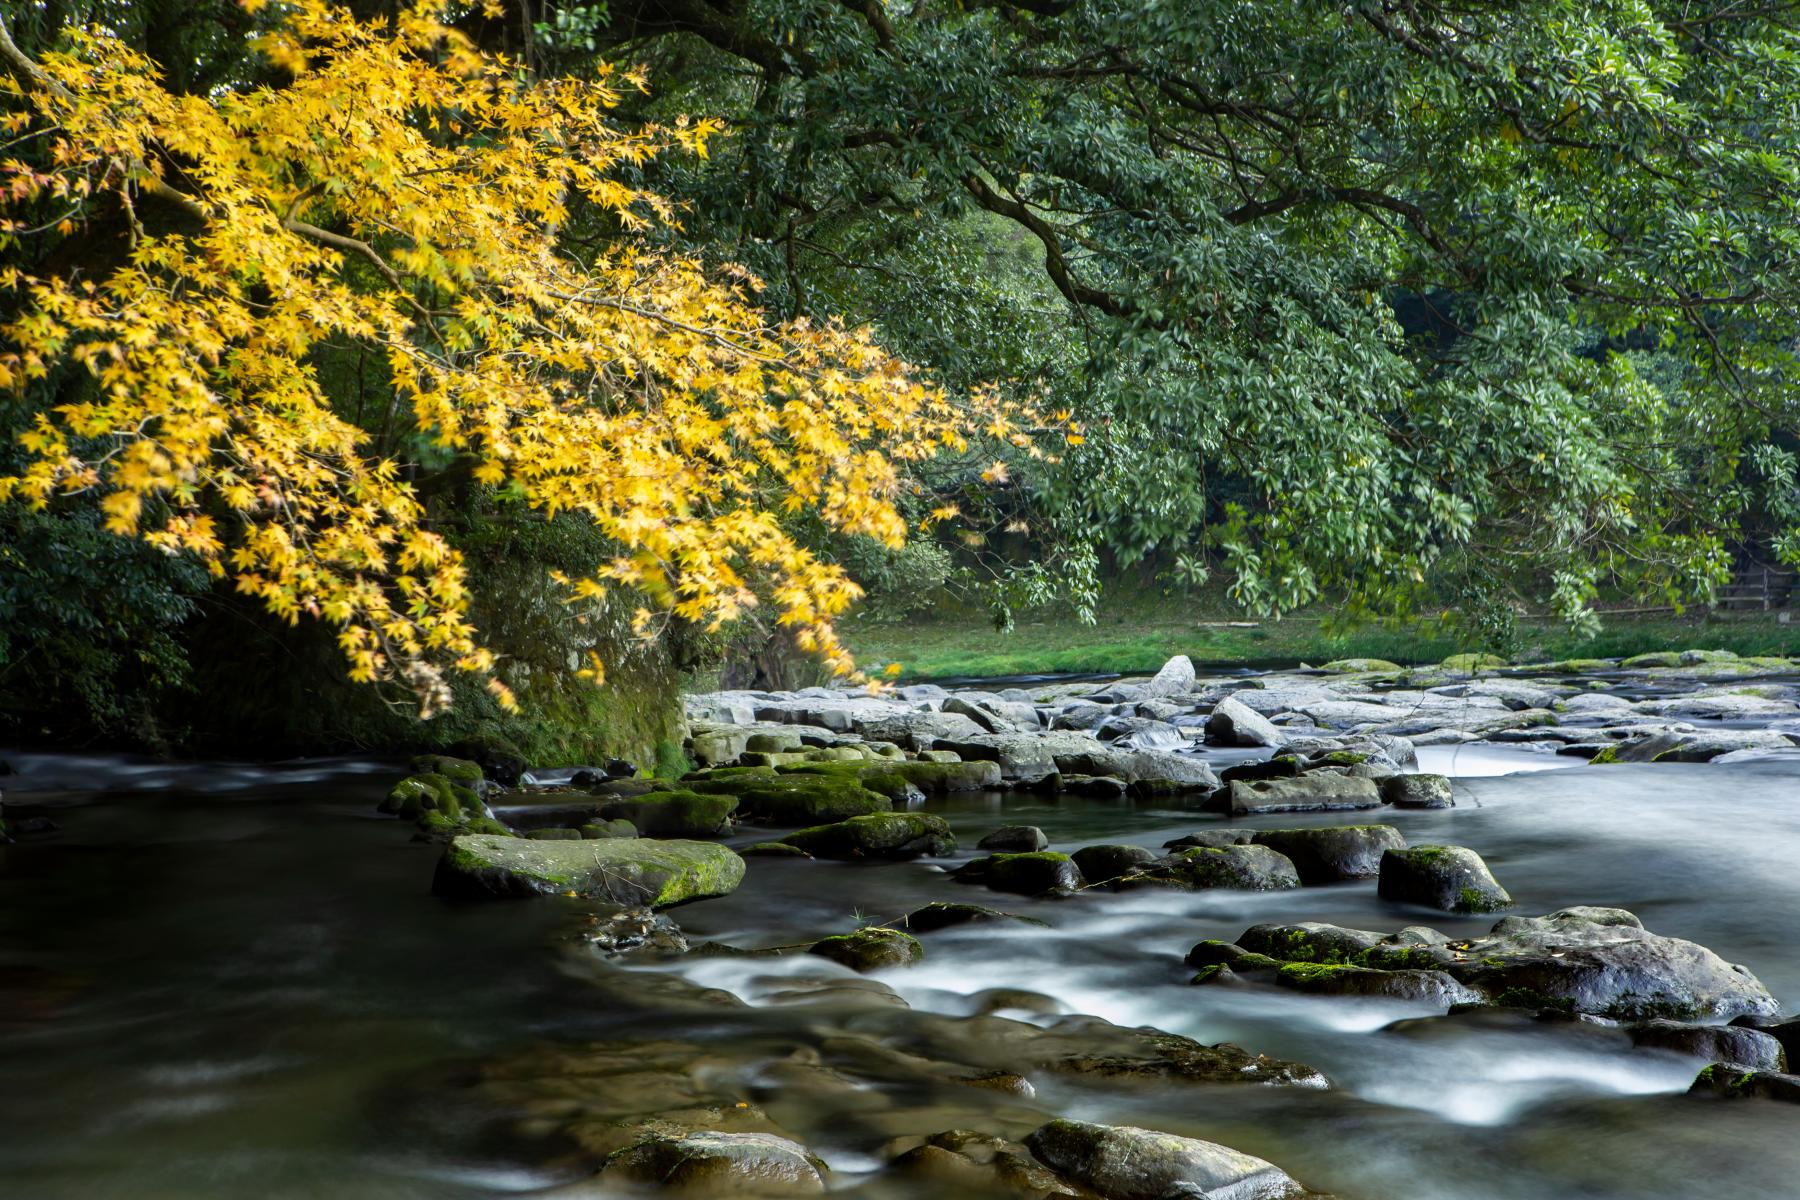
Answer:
494;0;1800;624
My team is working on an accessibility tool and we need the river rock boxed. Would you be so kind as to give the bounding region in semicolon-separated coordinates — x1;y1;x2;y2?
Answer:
1124;845;1301;892
1205;695;1287;748
600;1130;826;1194
1213;774;1384;815
979;824;1049;852
1603;728;1800;763
954;851;1084;895
1141;655;1198;697
808;927;924;972
1251;825;1407;883
701;773;892;824
1096;715;1189;752
433;835;745;906
1381;773;1455;808
595;790;736;837
1689;1064;1800;1103
1378;845;1512;913
894;902;1046;934
1268;962;1481;1006
1024;1119;1309;1200
1455;908;1779;1020
1629;1020;1786;1069
1071;843;1159;883
778;812;956;859
943;694;1037;733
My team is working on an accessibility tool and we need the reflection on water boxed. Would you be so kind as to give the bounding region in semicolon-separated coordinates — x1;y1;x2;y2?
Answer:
2;753;1799;1198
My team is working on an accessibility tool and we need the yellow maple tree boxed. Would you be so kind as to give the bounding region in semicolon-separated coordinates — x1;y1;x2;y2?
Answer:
0;1;1057;715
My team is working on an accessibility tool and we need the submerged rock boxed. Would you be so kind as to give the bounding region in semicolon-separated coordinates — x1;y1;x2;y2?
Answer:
432;835;745;906
894;901;1046;934
778;812;956;860
808;927;924;972
1025;1119;1310;1200
1378;844;1512;913
1250;825;1407;884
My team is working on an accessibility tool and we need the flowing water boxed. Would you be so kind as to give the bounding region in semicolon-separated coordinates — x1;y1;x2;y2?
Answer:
3;743;1799;1198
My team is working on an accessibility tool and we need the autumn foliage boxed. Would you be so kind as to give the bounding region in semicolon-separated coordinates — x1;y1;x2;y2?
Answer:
0;1;1054;714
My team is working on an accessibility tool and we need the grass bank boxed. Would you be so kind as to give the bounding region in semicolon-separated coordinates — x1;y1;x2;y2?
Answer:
840;594;1800;681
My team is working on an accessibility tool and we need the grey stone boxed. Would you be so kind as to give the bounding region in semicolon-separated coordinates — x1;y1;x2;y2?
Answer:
1378;845;1512;913
1024;1119;1308;1200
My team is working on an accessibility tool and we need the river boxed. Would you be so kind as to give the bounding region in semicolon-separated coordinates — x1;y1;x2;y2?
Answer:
2;742;1796;1197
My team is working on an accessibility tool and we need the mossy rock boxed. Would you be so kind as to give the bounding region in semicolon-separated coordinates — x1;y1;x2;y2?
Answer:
740;841;812;858
777;812;956;860
579;818;639;839
465;817;514;837
894;901;1046;933
1126;845;1301;892
954;851;1083;895
1549;658;1615;674
596;790;736;837
383;772;456;817
1441;652;1510;672
409;754;484;785
525;827;584;840
433;834;745;906
1679;648;1739;665
698;773;892;824
1318;657;1404;673
1377;844;1512;913
780;758;1002;795
807;926;923;972
1621;651;1684;669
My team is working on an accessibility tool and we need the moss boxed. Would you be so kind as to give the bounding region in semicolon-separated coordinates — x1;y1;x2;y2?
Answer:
1276;961;1359;983
1189;964;1230;985
1549;657;1615;674
1489;987;1576;1013
410;754;483;784
1588;744;1622;765
1312;750;1369;767
807;926;924;971
1319;658;1404;673
1621;651;1683;669
466;816;513;837
526;827;584;840
579;818;638;839
652;738;694;780
1441;652;1510;672
597;790;734;837
702;773;892;824
779;812;955;858
434;834;745;905
1456;884;1511;914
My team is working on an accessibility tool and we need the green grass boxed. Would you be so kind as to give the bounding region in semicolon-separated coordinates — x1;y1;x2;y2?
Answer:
840;593;1800;681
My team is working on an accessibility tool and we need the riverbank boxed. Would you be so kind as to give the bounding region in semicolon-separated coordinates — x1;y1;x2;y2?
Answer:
840;596;1800;680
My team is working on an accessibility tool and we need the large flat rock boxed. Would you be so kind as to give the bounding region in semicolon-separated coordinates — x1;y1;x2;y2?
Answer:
432;834;745;906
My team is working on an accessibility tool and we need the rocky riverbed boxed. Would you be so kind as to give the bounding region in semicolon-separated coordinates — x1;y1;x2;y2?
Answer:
6;650;1800;1198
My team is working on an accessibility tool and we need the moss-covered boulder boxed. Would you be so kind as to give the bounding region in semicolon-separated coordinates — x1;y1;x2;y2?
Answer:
580;818;638;839
954;851;1083;895
777;812;955;860
1123;845;1301;892
1621;651;1684;669
690;772;892;825
1071;843;1158;883
807;926;924;972
409;754;485;785
596;789;736;837
1318;657;1404;673
1441;652;1510;672
432;834;745;906
382;771;483;819
1381;773;1455;809
1378;844;1512;913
